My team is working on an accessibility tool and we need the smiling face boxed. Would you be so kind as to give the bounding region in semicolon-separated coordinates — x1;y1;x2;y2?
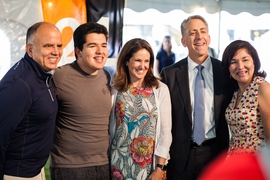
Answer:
181;18;210;64
26;23;63;71
229;48;255;87
127;48;150;86
76;33;108;75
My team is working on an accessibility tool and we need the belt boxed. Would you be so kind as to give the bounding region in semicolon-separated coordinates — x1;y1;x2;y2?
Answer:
190;138;216;148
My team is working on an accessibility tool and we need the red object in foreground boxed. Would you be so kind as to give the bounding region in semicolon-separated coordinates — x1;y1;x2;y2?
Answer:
199;151;266;180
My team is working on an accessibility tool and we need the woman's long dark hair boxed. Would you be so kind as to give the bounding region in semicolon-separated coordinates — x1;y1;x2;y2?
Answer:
220;40;267;117
221;40;266;92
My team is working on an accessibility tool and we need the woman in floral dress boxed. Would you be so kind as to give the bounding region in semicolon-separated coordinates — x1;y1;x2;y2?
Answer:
221;40;270;155
109;38;172;180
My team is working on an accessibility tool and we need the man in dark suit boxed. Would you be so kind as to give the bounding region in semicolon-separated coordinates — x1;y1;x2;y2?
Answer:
160;15;229;180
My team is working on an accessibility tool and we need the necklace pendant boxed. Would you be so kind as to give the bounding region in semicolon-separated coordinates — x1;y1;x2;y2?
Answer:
237;92;243;98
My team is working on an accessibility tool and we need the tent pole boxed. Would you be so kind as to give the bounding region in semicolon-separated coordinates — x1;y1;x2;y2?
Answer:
217;0;221;59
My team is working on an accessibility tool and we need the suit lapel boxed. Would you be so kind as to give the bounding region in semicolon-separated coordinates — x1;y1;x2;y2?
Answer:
176;58;192;123
212;58;224;127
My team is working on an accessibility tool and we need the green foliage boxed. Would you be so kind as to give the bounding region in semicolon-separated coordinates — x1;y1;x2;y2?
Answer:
44;157;51;180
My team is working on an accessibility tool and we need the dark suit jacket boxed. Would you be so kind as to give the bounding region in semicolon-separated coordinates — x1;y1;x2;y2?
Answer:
160;57;229;177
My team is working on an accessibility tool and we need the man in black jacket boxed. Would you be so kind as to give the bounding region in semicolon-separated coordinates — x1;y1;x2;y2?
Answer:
0;22;62;180
161;15;229;180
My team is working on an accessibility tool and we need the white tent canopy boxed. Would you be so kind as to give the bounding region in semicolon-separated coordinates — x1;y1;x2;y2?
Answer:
126;0;270;15
123;1;270;81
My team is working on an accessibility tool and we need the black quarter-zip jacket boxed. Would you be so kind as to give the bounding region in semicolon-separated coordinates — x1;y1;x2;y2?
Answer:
0;53;58;178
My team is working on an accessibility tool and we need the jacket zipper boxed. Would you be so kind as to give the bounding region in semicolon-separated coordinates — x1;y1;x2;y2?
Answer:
46;76;54;101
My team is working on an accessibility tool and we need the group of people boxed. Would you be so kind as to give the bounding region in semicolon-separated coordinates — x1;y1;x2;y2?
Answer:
0;14;269;180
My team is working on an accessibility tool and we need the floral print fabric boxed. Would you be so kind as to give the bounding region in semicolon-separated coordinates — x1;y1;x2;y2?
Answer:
110;85;158;180
225;76;266;155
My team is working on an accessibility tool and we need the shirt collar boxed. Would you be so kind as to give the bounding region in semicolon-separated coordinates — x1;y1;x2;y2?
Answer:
188;56;212;75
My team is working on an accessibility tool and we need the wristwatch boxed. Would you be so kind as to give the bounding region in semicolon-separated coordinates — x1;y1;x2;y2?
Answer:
156;164;166;170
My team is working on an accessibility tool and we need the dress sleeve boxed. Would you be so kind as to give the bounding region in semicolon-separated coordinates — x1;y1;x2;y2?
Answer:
156;51;161;61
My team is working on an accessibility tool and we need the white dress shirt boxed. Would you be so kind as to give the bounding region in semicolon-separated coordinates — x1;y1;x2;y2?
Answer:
188;56;216;140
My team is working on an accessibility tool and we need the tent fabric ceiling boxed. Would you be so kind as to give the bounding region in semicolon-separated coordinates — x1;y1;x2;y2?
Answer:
126;0;270;15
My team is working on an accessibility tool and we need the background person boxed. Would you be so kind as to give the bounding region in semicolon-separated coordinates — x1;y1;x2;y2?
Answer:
155;35;175;77
0;22;62;180
160;15;229;180
109;38;172;180
50;22;111;180
221;40;270;155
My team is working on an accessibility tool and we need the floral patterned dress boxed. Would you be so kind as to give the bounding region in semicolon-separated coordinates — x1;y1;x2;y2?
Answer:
225;76;266;155
110;85;158;180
